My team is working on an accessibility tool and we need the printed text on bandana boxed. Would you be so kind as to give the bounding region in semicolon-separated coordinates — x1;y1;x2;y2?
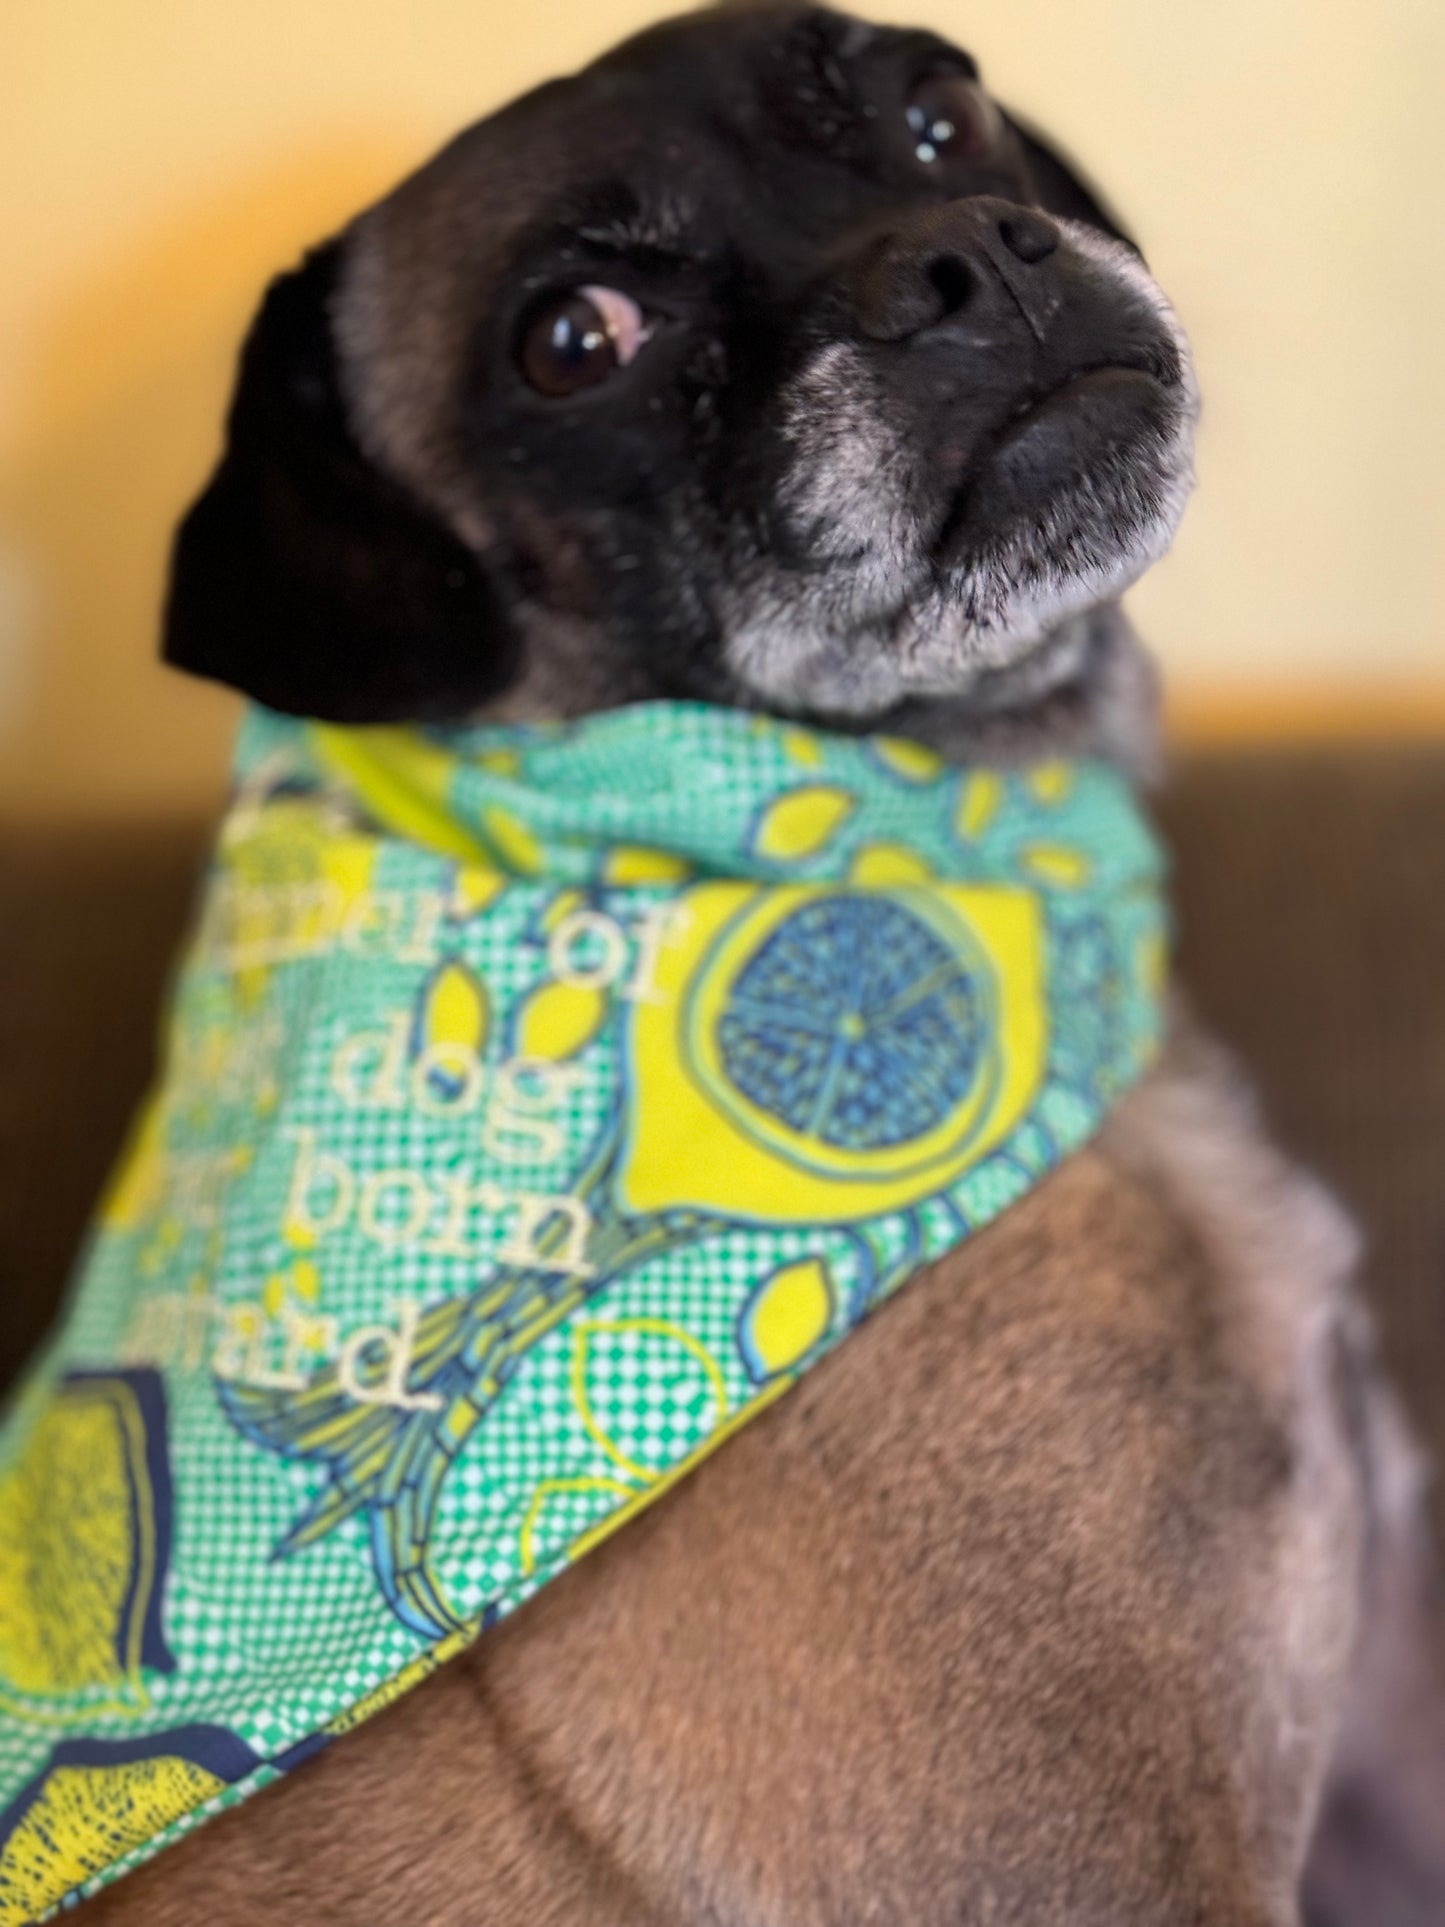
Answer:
121;898;683;1409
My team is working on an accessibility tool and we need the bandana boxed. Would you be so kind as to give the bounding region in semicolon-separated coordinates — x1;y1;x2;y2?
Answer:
0;700;1165;1921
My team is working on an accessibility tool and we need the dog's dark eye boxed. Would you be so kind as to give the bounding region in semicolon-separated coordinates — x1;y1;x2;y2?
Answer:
519;285;651;397
905;73;1002;165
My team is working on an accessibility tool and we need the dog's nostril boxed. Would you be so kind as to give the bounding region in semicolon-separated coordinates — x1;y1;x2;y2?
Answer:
927;254;975;317
998;212;1059;266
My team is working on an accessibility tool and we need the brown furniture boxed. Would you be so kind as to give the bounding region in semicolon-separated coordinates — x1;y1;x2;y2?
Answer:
3;746;1444;1542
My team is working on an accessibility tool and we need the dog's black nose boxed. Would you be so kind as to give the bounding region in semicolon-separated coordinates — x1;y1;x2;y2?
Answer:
857;200;1062;344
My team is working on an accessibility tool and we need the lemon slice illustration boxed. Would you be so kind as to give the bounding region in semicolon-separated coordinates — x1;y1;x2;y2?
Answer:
707;896;987;1160
738;1258;835;1380
619;883;1047;1221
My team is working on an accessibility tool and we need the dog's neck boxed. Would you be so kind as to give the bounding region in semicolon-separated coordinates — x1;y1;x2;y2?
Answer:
861;604;1161;783
484;601;1160;784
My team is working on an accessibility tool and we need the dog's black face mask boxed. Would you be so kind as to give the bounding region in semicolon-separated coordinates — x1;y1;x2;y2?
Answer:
165;3;1197;728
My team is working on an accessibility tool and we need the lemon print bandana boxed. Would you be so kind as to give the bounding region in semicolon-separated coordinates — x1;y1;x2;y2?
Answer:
0;700;1165;1920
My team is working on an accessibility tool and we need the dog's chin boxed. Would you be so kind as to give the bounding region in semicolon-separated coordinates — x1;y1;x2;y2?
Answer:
723;362;1193;732
723;583;1126;737
937;367;1177;570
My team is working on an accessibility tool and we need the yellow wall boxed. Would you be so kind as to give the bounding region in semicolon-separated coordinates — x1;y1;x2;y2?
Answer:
3;0;1443;821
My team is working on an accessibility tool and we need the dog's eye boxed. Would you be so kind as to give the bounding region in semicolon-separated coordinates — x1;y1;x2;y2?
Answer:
519;286;651;397
905;73;1002;165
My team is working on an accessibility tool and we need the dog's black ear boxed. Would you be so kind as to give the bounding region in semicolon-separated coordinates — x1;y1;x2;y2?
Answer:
164;241;519;722
1004;112;1138;252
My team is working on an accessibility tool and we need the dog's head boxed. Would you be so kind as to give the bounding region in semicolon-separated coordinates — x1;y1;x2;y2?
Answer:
166;3;1196;751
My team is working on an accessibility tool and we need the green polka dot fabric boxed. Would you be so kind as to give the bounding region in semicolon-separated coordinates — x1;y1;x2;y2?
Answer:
0;700;1166;1920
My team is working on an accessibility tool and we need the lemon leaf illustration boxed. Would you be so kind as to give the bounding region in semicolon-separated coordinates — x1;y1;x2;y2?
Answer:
1020;844;1092;890
450;862;505;919
750;786;856;863
481;805;543;876
601;846;691;886
955;771;1003;841
477;746;522;778
540;888;587;935
413;960;489;1102
781;727;826;768
308;725;490;863
516;980;609;1062
872;736;944;783
738;1258;835;1381
1027;761;1074;806
97;1096;168;1233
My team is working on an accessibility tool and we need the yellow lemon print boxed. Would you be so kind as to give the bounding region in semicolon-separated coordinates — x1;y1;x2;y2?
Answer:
419;960;489;1054
873;736;945;783
602;846;692;886
0;1758;219;1922
481;806;543;877
98;1096;168;1233
208;803;379;1027
261;1260;323;1323
214;799;382;981
540;888;587;936
781;727;826;768
0;1731;258;1924
291;1260;321;1303
309;726;490;864
478;746;522;778
848;842;935;886
0;1373;172;1708
750;786;856;863
516;980;609;1062
1020;844;1092;890
620;882;1046;1222
1028;761;1074;806
738;1258;835;1380
219;798;356;887
955;771;1003;841
450;862;505;919
317;829;378;904
414;961;489;1102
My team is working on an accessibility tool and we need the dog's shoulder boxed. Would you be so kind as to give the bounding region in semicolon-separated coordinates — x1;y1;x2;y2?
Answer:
80;1035;1363;1927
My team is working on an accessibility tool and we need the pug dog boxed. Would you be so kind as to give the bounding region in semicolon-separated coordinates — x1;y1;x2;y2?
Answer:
84;5;1445;1921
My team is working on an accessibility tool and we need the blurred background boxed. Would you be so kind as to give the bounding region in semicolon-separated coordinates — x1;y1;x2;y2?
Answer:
2;0;1443;824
